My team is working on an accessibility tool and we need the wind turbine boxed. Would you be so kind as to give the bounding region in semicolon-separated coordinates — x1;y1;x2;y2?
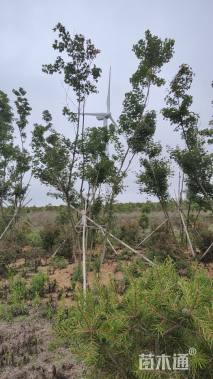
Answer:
81;68;118;129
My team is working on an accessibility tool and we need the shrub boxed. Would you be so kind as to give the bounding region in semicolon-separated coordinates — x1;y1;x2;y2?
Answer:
118;218;140;244
40;224;60;253
55;260;213;379
139;212;149;230
50;256;69;270
26;230;42;247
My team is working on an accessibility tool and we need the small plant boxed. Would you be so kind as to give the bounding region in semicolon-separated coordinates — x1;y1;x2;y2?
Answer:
31;272;47;297
32;293;41;308
9;276;28;302
40;300;56;320
71;264;83;290
92;255;101;275
10;301;28;317
0;303;12;321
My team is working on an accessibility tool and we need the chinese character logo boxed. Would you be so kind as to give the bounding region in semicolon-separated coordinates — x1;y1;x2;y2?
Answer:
139;349;195;372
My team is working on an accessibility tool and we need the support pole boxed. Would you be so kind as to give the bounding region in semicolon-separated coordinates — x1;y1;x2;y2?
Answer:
200;241;213;261
86;214;155;266
136;219;168;248
0;209;18;241
69;203;155;266
82;208;87;298
174;199;195;258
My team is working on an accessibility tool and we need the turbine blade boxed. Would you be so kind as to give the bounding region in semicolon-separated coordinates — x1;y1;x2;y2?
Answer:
80;112;103;116
107;67;111;113
109;115;118;128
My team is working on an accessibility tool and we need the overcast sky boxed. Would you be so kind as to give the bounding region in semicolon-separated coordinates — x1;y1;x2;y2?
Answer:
1;0;213;205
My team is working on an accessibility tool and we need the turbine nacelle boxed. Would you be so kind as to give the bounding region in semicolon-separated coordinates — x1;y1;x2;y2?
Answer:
78;68;118;128
97;112;111;121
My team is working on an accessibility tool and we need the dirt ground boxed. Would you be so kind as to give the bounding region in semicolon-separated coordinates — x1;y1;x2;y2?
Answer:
0;313;84;379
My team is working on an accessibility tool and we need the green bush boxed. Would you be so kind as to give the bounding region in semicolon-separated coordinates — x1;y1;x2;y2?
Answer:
55;260;213;379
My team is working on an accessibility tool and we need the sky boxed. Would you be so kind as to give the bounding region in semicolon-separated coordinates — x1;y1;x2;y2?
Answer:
1;0;213;205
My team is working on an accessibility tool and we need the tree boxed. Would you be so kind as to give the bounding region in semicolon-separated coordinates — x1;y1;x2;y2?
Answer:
32;24;102;257
107;30;175;222
42;22;101;201
162;64;213;216
0;88;31;223
0;90;14;216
